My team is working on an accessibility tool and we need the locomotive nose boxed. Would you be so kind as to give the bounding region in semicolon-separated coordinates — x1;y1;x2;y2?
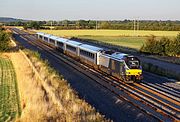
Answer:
126;69;142;76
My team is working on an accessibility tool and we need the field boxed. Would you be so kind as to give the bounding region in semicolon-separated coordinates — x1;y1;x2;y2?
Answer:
36;29;179;49
0;57;21;121
37;29;179;37
78;36;146;49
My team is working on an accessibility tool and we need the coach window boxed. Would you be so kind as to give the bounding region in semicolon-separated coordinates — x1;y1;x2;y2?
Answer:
92;53;95;58
50;39;55;44
44;37;48;42
39;35;42;39
57;42;63;47
80;50;94;59
67;45;76;52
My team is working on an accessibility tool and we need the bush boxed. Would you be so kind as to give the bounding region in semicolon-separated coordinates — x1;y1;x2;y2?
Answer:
140;35;157;54
174;33;180;56
140;33;180;57
0;30;10;52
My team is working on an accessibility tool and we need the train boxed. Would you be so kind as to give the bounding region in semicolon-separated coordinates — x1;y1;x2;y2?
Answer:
37;32;143;83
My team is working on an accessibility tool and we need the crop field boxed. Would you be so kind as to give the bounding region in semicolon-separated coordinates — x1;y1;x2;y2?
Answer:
37;29;179;37
0;57;20;121
36;29;179;49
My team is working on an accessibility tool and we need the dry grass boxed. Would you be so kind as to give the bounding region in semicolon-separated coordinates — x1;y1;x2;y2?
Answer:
8;50;107;122
8;52;54;121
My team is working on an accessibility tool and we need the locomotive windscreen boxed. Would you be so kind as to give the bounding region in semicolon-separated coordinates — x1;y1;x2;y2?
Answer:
125;57;140;69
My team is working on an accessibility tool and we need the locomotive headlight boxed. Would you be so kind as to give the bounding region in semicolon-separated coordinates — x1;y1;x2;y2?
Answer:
126;72;130;75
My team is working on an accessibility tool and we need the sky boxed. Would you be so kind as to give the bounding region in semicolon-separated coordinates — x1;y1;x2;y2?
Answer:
0;0;180;21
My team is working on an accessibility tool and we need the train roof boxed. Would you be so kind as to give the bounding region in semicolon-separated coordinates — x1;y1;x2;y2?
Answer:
79;44;103;53
111;52;128;60
65;40;82;47
49;35;59;40
37;32;69;43
36;32;45;36
102;52;129;61
37;32;52;38
56;37;69;43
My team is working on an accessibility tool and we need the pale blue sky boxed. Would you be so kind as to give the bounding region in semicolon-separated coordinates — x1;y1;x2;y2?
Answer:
0;0;180;20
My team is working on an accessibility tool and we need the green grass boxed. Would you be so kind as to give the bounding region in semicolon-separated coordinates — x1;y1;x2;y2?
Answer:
0;57;21;122
78;36;146;49
36;29;179;50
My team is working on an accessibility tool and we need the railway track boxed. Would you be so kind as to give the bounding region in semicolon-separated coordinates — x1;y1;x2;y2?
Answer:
11;28;180;122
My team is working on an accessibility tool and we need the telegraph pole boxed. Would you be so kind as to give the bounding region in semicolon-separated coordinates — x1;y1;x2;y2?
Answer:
133;18;140;36
51;21;53;30
137;17;140;31
134;19;136;36
96;20;98;30
137;19;139;31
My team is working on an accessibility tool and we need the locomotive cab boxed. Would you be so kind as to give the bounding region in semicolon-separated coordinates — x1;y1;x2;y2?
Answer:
124;56;143;82
125;56;140;69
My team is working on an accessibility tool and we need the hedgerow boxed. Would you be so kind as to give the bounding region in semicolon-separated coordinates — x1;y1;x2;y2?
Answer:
0;29;10;52
140;33;180;57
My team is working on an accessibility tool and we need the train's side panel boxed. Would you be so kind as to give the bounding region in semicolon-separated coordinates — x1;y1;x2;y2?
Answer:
79;49;97;68
79;55;96;68
99;55;110;67
96;52;101;65
64;43;67;53
55;40;57;47
109;59;122;79
99;55;111;74
65;49;78;59
99;54;126;79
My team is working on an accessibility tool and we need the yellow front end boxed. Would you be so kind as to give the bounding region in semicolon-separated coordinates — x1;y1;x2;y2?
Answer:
126;69;142;76
125;69;143;81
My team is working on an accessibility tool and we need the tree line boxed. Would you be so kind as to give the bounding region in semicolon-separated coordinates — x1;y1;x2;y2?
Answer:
4;20;180;31
140;33;180;57
0;26;10;52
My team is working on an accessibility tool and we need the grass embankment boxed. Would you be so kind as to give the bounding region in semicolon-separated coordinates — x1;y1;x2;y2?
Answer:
11;49;107;122
142;63;180;80
0;56;21;122
36;29;179;50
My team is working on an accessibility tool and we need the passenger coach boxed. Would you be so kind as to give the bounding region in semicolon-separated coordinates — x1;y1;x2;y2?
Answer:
65;40;82;58
79;44;103;68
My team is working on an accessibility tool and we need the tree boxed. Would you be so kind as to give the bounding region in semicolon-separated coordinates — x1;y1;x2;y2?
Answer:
174;33;180;56
0;30;10;51
99;21;111;29
23;24;28;30
23;21;42;30
141;34;180;57
75;21;81;29
29;21;41;30
0;26;4;31
75;20;88;29
140;35;157;54
88;20;96;29
158;37;170;55
62;20;69;29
